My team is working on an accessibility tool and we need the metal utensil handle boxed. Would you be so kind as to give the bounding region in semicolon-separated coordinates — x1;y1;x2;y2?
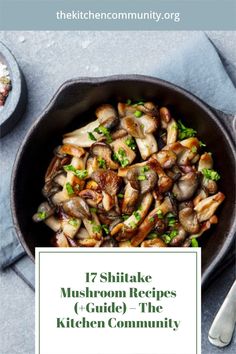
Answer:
208;279;236;347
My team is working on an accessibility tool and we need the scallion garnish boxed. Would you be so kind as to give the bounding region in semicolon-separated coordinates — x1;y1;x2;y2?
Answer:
66;182;74;196
134;110;142;118
177;120;197;140
202;168;220;181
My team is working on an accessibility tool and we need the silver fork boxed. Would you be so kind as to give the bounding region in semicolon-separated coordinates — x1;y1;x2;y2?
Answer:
208;279;236;347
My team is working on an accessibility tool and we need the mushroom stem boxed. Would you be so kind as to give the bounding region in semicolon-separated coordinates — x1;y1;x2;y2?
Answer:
111;193;153;240
54;174;66;187
62;219;82;239
136;134;158;160
130;196;173;247
148;157;173;193
122;182;139;214
63;119;100;147
111;136;136;166
166;118;178;145
44;216;61;232
83;212;103;240
159;107;171;129
179;207;200;234
194;192;225;222
198;152;213;171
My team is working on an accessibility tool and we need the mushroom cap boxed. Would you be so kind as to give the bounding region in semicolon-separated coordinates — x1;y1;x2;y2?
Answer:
127;166;158;194
172;172;199;201
121;116;145;138
141;238;166;247
179;207;200;234
95;104;119;130
79;189;103;206
91;141;119;170
169;225;187;246
122;182;139;214
62;196;91;219
91;169;122;196
155;150;177;169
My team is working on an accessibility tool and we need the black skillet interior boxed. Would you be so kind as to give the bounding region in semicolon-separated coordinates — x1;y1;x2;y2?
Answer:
11;76;236;286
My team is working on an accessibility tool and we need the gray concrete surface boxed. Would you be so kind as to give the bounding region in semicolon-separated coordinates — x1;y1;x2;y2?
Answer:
0;31;235;354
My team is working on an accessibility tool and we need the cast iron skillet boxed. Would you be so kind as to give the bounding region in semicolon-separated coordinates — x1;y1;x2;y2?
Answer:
10;75;236;287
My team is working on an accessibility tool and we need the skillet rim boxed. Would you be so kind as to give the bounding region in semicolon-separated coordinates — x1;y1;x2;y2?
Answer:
10;74;236;287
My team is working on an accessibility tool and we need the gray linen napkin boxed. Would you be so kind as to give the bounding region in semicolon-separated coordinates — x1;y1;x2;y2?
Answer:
0;32;235;290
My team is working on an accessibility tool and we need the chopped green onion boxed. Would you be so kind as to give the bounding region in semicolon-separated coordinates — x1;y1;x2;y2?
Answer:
92;224;102;233
125;137;136;150
118;193;124;199
126;99;132;105
149;217;155;223
68;218;79;227
162;229;178;244
132;101;144;107
141;166;149;173
97;125;108;135
202;168;220;181
137;175;146;181
166;212;177;227
37;211;47;220
102;224;109;234
147;232;158;239
129;221;137;229
199;141;206;147
63;164;76;173
133;211;141;221
94;125;112;143
168;219;177;227
118;148;126;157
177;120;197;140
121;159;129;168
191;238;199;247
113;153;119;162
97;157;106;169
157;209;164;219
170;230;178;238
191;146;197;153
64;165;88;179
88;132;97;141
166;212;175;218
162;234;171;243
122;215;129;221
75;169;88;179
66;182;74;196
134;110;142;118
114;148;129;167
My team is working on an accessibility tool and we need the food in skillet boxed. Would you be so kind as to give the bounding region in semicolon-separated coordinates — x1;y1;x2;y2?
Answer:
33;100;225;248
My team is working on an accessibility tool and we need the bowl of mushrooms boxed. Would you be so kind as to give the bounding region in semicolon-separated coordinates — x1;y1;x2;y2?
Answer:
0;41;27;137
11;75;236;286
